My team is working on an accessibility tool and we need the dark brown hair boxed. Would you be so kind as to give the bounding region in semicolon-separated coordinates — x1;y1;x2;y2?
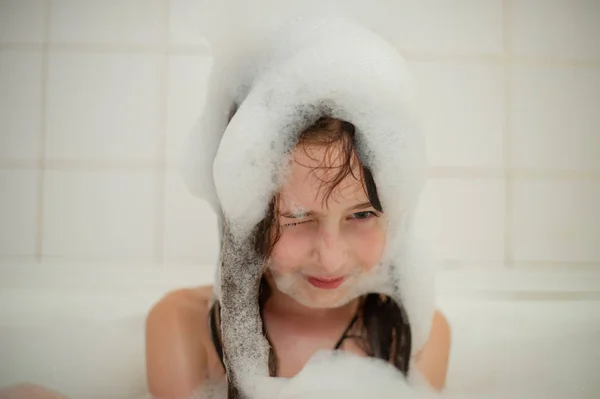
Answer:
210;116;411;398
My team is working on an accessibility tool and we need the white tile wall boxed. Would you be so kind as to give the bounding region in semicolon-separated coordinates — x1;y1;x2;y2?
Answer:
166;55;212;164
49;0;165;45
415;178;505;263
511;0;600;60
0;1;598;272
169;0;208;46
0;50;43;162
371;0;504;54
42;170;158;259
411;61;505;168
512;179;600;263
45;53;162;163
0;170;38;255
511;66;600;172
164;170;219;264
169;0;505;54
0;0;46;43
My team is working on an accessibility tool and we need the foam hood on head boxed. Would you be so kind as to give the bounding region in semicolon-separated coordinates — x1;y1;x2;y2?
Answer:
181;12;435;399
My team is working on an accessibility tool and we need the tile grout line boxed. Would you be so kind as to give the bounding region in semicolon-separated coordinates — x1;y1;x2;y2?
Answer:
438;259;600;270
154;0;170;267
2;42;600;69
35;0;52;264
502;0;515;268
3;160;600;179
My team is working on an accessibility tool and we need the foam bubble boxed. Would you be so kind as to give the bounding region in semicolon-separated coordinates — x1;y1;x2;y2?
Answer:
276;350;435;399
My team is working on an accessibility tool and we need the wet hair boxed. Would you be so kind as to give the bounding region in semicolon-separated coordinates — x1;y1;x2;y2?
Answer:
210;115;412;398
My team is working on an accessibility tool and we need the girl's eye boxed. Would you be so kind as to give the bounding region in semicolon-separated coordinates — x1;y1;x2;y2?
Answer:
350;211;377;220
283;220;310;228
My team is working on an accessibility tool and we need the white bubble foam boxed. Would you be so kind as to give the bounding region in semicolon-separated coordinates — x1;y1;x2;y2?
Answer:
275;350;434;399
183;11;425;241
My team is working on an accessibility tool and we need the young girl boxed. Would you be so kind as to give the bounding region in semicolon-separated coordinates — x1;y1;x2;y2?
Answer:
145;116;451;399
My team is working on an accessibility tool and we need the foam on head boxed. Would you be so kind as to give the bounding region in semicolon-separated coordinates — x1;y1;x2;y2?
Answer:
210;15;424;243
182;10;435;399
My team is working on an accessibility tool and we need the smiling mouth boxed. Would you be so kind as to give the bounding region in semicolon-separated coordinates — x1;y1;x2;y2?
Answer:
306;276;345;289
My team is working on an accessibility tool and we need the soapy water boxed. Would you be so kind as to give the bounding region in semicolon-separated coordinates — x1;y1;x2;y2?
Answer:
143;351;432;399
144;342;599;399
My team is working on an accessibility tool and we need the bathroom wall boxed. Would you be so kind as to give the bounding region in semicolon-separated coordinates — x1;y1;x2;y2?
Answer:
0;0;599;297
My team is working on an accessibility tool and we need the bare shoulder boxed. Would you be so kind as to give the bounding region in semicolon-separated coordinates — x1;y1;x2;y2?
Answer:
431;310;451;338
151;285;214;312
415;309;452;391
145;285;213;338
145;285;214;399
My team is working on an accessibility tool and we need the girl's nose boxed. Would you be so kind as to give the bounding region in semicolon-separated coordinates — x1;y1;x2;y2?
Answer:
316;227;347;274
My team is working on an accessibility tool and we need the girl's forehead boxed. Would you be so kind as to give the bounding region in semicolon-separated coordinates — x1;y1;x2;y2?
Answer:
278;143;367;210
279;169;367;212
285;144;360;183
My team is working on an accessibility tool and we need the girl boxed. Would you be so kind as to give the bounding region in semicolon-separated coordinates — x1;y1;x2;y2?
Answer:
146;116;451;399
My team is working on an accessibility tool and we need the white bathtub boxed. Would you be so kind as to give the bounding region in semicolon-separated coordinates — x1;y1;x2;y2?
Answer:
0;265;599;398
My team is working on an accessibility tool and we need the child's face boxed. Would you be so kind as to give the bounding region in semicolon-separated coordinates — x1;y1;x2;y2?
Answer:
268;143;387;309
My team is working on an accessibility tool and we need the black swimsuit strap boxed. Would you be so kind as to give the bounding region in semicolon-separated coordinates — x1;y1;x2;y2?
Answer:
208;301;226;370
333;312;361;350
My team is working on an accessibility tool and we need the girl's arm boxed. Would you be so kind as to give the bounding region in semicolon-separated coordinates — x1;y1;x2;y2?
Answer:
145;289;210;399
0;383;71;399
415;310;452;390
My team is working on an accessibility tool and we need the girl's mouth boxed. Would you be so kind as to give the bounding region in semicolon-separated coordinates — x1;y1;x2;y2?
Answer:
307;276;345;289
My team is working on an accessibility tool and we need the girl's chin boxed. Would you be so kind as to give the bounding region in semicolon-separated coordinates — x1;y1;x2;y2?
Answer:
297;287;356;309
271;274;359;308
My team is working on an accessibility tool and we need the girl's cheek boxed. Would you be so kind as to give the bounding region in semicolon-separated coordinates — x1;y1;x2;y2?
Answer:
270;234;307;273
349;225;386;268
